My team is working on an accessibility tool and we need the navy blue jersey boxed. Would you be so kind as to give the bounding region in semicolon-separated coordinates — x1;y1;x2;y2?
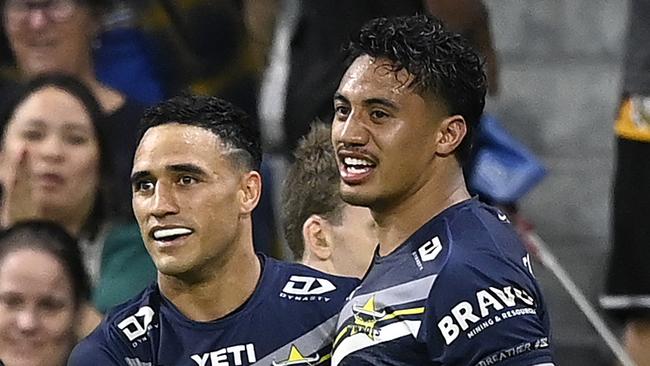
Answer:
331;198;554;366
69;255;359;366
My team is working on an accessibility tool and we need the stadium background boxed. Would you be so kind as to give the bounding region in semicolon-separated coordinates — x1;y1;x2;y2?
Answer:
485;1;627;364
0;0;632;364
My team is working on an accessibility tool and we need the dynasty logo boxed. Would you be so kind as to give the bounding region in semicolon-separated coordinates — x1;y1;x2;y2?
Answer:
280;276;336;302
272;345;320;366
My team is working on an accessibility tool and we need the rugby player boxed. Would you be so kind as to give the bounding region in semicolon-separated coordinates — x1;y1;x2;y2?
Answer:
330;14;555;365
69;95;358;365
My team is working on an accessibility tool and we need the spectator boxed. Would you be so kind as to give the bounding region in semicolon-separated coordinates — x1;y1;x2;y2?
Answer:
601;0;650;364
0;74;155;314
1;0;144;218
282;121;376;278
0;220;91;366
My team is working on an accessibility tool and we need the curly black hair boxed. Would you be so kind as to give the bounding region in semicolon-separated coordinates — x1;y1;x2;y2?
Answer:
139;94;262;171
346;14;487;164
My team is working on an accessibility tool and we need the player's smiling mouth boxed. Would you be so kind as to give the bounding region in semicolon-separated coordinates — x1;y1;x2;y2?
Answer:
343;157;375;174
337;151;377;184
150;226;194;242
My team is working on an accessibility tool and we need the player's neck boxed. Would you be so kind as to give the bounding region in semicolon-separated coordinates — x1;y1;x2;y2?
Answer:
374;166;470;257
302;257;337;276
158;237;262;322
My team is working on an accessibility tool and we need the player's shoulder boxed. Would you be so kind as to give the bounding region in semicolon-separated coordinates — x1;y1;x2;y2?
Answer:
263;256;360;309
103;282;159;325
426;201;544;319
424;198;529;277
266;258;360;308
375;199;530;284
95;283;160;348
69;284;159;365
413;198;540;302
446;199;525;254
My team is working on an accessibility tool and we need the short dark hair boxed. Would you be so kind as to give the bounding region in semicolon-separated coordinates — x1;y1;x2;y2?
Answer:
0;73;114;239
281;122;344;260
346;14;487;164
0;220;91;309
139;94;262;171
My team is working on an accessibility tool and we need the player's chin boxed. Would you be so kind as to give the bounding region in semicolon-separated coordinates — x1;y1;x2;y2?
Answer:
153;256;191;277
339;186;375;207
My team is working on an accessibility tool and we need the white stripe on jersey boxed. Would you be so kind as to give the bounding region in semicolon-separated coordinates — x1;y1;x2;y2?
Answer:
332;320;421;366
125;357;152;366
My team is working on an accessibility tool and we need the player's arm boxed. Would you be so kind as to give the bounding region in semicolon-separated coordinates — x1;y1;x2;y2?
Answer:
419;256;554;365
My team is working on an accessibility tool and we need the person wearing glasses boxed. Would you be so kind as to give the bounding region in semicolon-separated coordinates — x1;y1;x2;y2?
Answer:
1;0;145;220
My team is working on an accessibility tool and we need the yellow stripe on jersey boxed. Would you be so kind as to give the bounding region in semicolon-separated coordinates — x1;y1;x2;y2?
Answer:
333;307;426;349
316;354;331;365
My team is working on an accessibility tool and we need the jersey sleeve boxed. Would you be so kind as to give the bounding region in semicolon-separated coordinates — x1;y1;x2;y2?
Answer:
68;330;123;366
419;251;554;365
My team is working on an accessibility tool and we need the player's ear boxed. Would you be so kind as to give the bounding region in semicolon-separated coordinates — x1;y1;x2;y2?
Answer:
435;114;467;156
239;170;262;214
302;215;332;261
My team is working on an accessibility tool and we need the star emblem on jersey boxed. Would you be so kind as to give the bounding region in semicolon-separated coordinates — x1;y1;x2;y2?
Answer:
272;345;320;366
351;296;385;339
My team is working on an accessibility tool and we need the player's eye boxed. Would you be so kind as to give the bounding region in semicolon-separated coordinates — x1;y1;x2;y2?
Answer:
134;180;154;192
334;105;351;119
179;176;197;186
370;110;389;120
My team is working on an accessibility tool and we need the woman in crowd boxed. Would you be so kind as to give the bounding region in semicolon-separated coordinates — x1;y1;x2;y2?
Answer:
0;220;90;366
1;0;143;216
0;74;155;317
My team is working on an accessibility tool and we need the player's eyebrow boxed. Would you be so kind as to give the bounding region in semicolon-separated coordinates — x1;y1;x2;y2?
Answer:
130;164;208;184
130;170;150;184
363;97;399;111
333;92;349;104
333;93;399;111
167;163;208;177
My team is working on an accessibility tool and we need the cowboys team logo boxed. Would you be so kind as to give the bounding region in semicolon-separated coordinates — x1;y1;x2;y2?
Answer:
351;296;385;339
272;345;320;366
